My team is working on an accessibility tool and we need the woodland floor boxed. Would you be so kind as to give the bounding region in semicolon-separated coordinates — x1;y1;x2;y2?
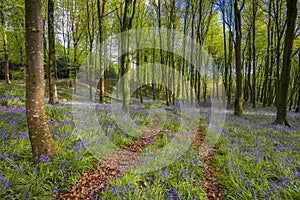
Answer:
0;81;300;199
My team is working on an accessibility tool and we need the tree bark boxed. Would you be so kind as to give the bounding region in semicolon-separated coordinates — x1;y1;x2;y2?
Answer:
246;37;251;102
228;31;233;104
135;28;143;103
119;0;136;112
97;0;106;104
234;0;244;116
189;4;196;105
87;0;95;101
296;51;300;112
151;27;156;101
274;0;298;126
252;0;256;108
0;6;11;84
25;0;53;160
180;2;189;103
48;0;58;104
226;1;234;105
221;1;228;104
268;24;275;106
263;1;272;107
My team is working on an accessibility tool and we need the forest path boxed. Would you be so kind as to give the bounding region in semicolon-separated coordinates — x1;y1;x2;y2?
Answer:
56;113;224;200
57;115;164;199
192;122;225;200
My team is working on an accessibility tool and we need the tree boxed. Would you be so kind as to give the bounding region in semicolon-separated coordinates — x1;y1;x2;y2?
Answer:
273;0;286;108
48;0;59;104
251;0;257;108
117;0;137;112
0;2;11;84
296;51;300;113
218;0;228;103
97;0;107;104
274;0;298;125
262;0;272;107
218;0;234;105
87;0;96;101
25;0;53;159
234;0;245;116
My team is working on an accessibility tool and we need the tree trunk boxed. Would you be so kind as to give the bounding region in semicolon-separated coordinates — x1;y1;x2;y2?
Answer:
246;43;251;102
263;2;272;107
258;66;264;103
135;28;143;103
234;0;244;116
221;2;228;103
274;0;285;108
152;28;156;101
189;5;196;105
25;0;53;160
252;0;256;108
0;7;11;84
288;78;296;111
268;24;275;106
228;31;233;104
97;0;106;104
296;51;300;112
181;2;189;103
87;0;95;101
120;0;136;112
274;0;298;126
48;0;58;104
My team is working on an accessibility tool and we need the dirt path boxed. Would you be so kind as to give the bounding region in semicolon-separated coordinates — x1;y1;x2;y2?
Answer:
57;116;164;200
57;114;224;200
192;122;225;200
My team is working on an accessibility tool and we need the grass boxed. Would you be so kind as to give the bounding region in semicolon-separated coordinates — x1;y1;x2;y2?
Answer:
0;81;300;199
214;108;300;199
0;103;97;199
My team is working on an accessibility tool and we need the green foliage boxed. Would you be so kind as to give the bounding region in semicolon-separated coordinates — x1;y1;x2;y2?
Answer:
0;103;97;199
0;82;25;106
214;109;300;199
105;65;118;79
57;57;69;79
10;70;24;80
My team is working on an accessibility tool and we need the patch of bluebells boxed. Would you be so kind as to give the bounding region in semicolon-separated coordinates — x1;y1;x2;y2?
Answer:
99;143;206;199
0;96;24;105
0;101;97;199
214;106;300;199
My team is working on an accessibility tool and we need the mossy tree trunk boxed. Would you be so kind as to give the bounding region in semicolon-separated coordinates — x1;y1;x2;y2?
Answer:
118;0;136;112
48;0;58;104
274;0;298;126
234;0;244;116
25;0;53;160
0;4;11;84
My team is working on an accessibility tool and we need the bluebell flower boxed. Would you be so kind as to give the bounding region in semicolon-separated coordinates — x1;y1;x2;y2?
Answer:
247;181;253;188
170;189;177;196
113;186;118;196
2;179;10;192
161;169;168;179
281;176;287;182
270;180;277;192
89;189;94;199
122;186;126;195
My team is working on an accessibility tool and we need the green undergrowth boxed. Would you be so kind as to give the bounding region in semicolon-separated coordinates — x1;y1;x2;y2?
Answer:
214;110;300;199
0;104;97;199
99;146;206;199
